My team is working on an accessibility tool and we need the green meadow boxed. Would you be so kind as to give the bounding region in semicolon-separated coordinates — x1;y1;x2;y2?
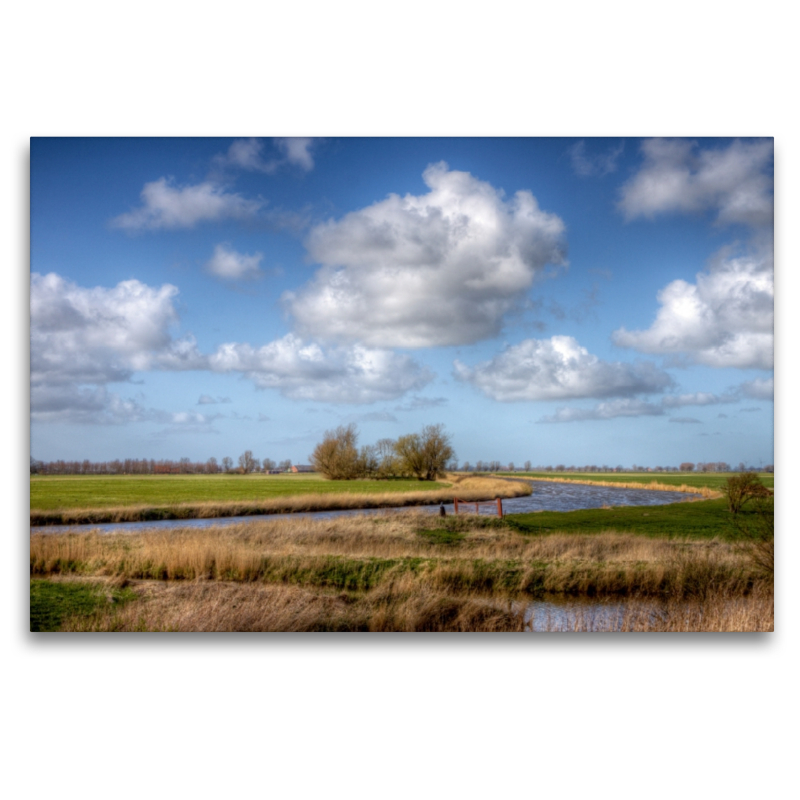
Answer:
30;473;448;512
505;497;769;540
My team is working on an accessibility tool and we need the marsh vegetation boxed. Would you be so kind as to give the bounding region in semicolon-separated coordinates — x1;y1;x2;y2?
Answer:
30;495;773;632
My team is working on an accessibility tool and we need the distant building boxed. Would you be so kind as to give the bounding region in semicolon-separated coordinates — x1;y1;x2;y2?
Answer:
290;465;315;473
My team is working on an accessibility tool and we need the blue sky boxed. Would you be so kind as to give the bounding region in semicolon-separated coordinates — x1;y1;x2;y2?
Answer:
30;137;774;468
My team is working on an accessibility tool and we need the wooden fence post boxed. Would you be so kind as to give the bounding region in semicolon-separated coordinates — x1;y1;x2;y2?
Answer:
454;498;459;515
496;498;503;518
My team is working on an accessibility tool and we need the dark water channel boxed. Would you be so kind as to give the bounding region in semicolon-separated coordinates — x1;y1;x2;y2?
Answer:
30;480;694;535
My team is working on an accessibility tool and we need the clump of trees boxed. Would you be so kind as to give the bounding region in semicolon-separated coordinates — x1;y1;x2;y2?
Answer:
310;424;455;481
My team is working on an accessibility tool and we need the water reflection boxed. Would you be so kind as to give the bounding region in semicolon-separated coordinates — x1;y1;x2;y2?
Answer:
523;597;664;632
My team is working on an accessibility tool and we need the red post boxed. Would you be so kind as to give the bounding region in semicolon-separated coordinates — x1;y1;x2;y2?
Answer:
475;503;479;514
454;498;459;515
496;498;503;518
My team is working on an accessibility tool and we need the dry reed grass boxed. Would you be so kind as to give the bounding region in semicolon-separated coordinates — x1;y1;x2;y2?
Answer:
530;586;773;632
31;513;767;602
525;475;722;499
30;475;530;526
50;574;771;632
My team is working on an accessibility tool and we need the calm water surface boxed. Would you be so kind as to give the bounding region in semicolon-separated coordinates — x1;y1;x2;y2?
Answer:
31;480;694;535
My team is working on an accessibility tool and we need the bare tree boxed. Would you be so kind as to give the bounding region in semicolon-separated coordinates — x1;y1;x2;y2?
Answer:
394;424;454;481
238;451;259;473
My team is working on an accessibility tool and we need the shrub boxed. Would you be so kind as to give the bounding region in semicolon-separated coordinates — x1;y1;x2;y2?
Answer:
724;471;771;515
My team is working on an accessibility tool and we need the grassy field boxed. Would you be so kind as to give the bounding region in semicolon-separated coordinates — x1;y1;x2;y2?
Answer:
506;498;753;540
30;499;773;632
498;471;774;492
30;473;449;510
30;474;532;525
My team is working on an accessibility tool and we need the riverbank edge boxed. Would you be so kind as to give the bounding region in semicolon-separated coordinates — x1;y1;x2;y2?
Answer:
30;476;533;527
512;475;723;499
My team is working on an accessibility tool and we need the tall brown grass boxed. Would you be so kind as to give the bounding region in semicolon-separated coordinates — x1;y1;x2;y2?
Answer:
31;514;767;600
50;575;771;632
30;475;531;526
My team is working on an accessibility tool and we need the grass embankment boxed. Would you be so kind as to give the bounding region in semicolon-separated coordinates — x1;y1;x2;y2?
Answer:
506;498;737;539
30;473;531;526
497;471;774;498
30;500;773;631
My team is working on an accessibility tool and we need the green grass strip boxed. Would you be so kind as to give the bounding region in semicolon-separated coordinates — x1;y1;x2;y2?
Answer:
30;580;136;631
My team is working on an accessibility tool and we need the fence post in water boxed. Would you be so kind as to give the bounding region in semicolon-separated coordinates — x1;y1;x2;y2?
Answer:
475;503;479;514
454;498;459;515
497;498;503;518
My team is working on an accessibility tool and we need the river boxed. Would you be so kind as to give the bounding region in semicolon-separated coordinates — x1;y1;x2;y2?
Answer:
30;480;694;535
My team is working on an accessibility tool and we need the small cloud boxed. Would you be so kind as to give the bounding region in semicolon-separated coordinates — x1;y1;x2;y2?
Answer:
394;396;448;412
214;137;320;175
352;411;399;424
569;140;623;177
538;399;665;424
110;178;262;231
662;392;738;408
258;413;271;422
198;395;232;405
740;407;762;413
740;376;773;400
669;417;702;424
205;243;263;281
718;413;728;418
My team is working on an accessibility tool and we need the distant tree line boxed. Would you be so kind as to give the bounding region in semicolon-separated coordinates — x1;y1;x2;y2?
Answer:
30;452;773;477
310;424;455;481
459;461;772;474
30;453;297;475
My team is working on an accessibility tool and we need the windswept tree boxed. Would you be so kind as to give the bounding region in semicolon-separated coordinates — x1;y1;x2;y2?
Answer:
221;457;233;472
393;424;454;481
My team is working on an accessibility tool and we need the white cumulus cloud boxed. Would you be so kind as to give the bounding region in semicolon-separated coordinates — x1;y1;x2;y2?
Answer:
205;243;263;280
208;334;432;404
618;138;773;228
454;336;673;402
30;272;206;422
612;243;773;369
31;272;205;388
110;178;262;231
285;162;567;348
